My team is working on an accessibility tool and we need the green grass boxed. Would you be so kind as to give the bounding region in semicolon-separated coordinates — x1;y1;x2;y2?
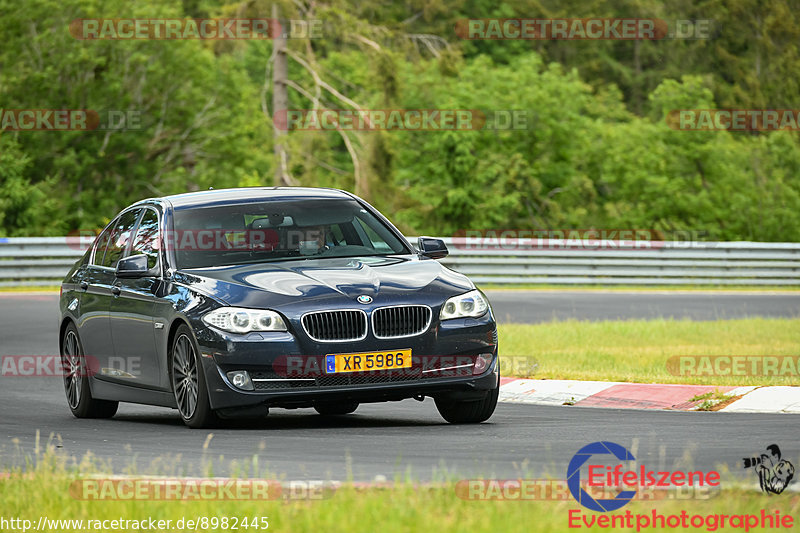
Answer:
1;453;797;533
498;318;800;385
689;389;737;411
0;286;59;292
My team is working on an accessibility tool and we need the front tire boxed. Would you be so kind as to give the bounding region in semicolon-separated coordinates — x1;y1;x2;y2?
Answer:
170;324;218;429
61;323;118;419
435;379;499;424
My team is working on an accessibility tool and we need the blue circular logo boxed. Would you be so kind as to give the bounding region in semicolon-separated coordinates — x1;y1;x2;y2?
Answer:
357;295;372;304
567;441;637;512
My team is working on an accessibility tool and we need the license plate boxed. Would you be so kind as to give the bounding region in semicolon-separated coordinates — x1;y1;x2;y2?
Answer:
325;349;412;374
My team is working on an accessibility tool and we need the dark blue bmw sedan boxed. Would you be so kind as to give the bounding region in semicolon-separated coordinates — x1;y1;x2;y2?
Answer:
59;187;499;428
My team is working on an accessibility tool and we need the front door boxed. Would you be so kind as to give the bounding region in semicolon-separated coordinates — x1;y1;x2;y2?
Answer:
109;207;165;388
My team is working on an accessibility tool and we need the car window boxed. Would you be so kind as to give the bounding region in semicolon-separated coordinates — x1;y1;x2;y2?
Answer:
101;209;141;268
90;224;114;266
172;199;409;269
354;217;394;253
130;208;160;270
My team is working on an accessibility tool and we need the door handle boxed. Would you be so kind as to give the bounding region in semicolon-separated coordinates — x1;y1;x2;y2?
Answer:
111;286;121;296
79;281;89;290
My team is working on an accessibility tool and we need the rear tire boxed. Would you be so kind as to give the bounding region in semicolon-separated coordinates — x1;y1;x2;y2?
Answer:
61;323;118;419
314;402;359;416
435;379;499;424
170;324;219;429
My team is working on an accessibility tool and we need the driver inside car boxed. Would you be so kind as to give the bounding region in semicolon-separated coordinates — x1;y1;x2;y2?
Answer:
295;225;330;256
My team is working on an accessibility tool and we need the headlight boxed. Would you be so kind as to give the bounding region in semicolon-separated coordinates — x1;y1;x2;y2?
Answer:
440;290;489;320
202;307;287;333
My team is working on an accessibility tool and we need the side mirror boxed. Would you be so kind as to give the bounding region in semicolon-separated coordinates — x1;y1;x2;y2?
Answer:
115;254;150;278
418;237;449;260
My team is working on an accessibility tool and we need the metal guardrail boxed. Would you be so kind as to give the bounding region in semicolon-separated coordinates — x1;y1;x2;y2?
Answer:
0;238;86;287
438;238;800;286
1;236;799;286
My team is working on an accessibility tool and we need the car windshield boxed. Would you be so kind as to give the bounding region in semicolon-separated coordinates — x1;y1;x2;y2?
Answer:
172;198;409;269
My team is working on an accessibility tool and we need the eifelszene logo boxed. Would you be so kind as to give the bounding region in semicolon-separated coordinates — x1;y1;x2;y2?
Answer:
743;444;795;495
568;441;638;512
567;441;721;512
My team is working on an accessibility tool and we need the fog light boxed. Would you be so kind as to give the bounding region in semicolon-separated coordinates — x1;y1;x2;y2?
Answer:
473;353;493;375
226;370;254;391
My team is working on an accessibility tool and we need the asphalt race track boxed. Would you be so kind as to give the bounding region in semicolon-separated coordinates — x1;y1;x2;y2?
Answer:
485;290;800;323
1;291;798;481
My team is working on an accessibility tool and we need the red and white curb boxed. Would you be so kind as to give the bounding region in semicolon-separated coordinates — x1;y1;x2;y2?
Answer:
499;377;800;413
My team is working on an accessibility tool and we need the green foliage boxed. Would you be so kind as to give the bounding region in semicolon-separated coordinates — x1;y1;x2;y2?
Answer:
0;0;271;234
1;0;799;241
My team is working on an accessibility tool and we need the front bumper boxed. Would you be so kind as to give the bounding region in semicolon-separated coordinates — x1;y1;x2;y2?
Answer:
193;312;499;410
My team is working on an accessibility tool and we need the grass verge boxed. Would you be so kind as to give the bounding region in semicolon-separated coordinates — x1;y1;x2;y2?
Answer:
1;457;797;533
498;318;800;385
0;286;59;293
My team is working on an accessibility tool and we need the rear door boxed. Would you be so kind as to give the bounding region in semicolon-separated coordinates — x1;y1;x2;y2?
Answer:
77;222;116;371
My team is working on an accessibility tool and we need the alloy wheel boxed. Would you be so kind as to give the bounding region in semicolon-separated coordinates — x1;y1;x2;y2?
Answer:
62;330;83;409
172;334;199;419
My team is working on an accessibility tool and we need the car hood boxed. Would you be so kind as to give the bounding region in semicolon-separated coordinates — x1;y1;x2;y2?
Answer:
173;255;474;309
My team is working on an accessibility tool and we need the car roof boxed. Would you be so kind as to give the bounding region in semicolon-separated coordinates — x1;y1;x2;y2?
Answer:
155;187;355;210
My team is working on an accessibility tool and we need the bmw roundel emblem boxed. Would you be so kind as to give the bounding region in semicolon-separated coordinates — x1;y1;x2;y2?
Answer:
357;295;373;304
